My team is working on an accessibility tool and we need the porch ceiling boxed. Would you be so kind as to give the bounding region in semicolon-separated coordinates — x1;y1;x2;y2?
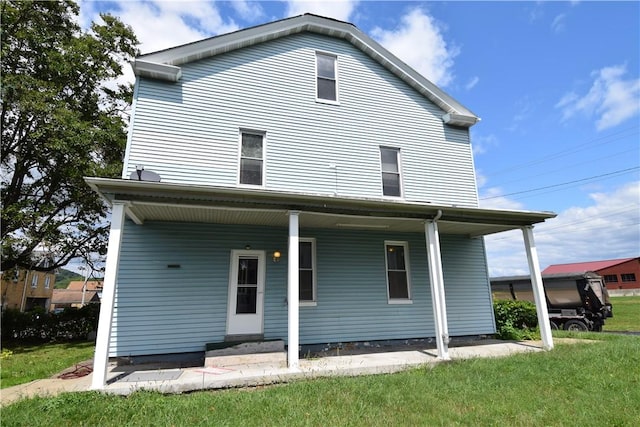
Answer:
86;177;556;237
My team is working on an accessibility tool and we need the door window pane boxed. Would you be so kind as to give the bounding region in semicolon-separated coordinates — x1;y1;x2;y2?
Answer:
236;287;257;314
237;258;258;285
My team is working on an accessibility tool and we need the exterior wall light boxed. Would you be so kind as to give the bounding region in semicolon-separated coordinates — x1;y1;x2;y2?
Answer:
273;250;282;262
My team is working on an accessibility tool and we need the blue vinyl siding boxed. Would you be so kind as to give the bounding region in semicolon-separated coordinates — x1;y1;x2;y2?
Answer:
111;221;493;357
123;33;478;207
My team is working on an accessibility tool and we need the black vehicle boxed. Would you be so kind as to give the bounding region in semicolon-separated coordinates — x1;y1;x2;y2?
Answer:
491;271;613;331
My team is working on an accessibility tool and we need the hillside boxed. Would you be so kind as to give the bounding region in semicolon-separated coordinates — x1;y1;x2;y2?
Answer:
55;268;83;289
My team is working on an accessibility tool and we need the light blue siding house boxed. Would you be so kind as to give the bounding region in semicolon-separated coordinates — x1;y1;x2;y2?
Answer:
87;14;556;389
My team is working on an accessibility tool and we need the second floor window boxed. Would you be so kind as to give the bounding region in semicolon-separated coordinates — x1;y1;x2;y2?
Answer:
316;52;337;101
44;276;51;289
239;132;264;186
31;274;38;288
380;147;402;197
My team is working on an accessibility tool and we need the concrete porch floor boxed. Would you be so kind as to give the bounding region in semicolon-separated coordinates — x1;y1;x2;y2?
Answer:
2;339;567;405
102;339;547;396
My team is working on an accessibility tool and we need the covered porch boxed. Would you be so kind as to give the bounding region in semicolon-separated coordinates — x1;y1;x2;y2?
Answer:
85;177;556;390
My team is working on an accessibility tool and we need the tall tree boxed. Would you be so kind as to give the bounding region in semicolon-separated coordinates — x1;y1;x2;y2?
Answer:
1;0;139;271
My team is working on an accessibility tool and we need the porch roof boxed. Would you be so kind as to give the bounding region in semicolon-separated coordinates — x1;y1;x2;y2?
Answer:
85;177;556;237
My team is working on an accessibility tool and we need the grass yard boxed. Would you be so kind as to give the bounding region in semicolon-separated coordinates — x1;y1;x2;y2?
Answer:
1;341;95;389
3;333;639;426
604;296;640;331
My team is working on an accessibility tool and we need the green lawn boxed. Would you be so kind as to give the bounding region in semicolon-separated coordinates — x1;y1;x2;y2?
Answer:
604;296;640;331
3;333;639;426
1;341;95;389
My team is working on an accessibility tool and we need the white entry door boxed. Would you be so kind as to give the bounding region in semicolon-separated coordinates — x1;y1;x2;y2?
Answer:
226;250;265;336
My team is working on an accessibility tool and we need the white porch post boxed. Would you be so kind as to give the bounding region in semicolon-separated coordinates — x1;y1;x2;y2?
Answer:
287;210;300;369
91;202;126;390
522;226;554;350
424;220;450;360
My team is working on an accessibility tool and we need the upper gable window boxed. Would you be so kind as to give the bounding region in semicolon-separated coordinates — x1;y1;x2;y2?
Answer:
380;147;402;197
316;52;337;102
239;132;264;186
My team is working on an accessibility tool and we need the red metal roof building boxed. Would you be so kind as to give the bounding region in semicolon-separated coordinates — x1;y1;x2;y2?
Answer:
542;257;640;289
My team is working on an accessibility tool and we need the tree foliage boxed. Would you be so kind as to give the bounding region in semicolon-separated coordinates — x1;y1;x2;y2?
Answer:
1;0;139;271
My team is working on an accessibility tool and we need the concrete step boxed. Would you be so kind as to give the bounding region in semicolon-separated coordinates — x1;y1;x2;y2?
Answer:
204;340;286;368
205;351;286;368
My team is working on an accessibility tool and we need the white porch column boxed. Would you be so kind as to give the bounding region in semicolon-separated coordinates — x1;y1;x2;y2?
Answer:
287;210;300;369
522;226;554;350
91;202;126;390
424;220;450;360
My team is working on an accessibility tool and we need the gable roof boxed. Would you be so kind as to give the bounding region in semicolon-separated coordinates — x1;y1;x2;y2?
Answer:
51;289;99;305
67;280;103;291
542;257;638;275
132;13;479;128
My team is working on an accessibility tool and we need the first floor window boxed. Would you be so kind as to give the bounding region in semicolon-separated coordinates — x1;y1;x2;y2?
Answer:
299;238;316;304
239;132;264;185
31;274;38;288
385;241;410;301
604;275;618;283
621;273;636;282
380;147;402;197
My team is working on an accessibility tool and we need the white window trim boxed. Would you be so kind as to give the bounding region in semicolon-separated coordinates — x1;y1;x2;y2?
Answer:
299;237;317;307
237;129;266;188
44;276;51;289
379;146;404;199
384;240;412;304
315;51;340;105
31;273;38;288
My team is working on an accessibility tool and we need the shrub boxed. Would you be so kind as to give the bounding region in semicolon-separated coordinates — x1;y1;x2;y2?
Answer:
1;304;99;344
493;299;539;340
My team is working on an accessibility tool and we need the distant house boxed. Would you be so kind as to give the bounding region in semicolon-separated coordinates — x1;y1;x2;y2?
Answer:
543;257;639;289
66;280;104;292
50;289;100;312
86;14;556;389
50;280;103;312
1;265;56;312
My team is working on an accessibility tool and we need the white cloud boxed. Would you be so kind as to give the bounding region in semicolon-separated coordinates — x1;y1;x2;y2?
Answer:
551;13;566;33
284;0;359;22
371;8;459;88
230;0;265;22
465;76;479;90
478;187;525;211
556;64;640;130
80;1;238;55
471;133;498;155
484;181;640;276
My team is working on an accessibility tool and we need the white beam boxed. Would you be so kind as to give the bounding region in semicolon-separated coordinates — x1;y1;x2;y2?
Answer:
522;226;554;350
91;202;126;389
287;211;300;369
424;220;450;360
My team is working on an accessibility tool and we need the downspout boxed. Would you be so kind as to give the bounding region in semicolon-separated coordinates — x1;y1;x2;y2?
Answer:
433;209;443;222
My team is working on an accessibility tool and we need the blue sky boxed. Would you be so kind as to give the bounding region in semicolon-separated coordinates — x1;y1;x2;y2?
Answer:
77;0;639;276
